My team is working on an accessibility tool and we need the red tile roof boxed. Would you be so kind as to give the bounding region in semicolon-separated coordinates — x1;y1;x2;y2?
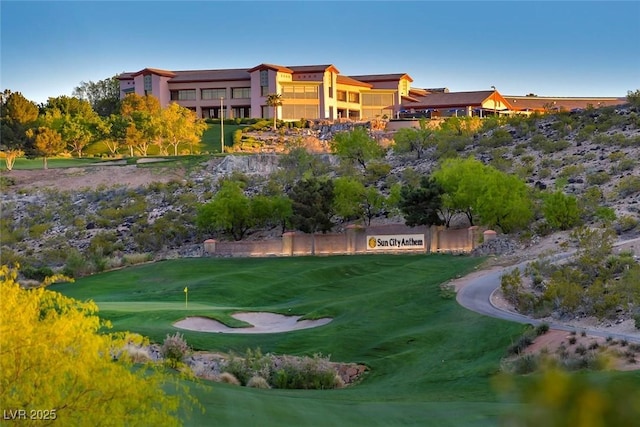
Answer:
246;63;294;73
336;75;373;88
130;68;176;78
350;73;413;83
403;90;496;109
168;68;250;83
288;64;340;74
504;96;626;112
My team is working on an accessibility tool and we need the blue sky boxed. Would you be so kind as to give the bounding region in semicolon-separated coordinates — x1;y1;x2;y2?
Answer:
2;1;639;104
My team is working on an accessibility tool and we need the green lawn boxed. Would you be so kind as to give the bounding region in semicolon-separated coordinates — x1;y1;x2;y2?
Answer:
201;123;242;154
49;255;640;426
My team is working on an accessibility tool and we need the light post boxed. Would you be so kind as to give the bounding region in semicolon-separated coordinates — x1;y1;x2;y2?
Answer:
220;97;225;153
491;86;497;117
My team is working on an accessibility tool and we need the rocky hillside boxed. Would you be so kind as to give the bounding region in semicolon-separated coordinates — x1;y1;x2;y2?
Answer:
1;104;639;281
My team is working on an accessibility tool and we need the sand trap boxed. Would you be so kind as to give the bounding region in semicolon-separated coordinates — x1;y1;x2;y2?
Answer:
174;312;332;334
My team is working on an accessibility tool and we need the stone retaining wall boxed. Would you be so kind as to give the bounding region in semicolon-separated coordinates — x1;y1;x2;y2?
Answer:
204;225;482;257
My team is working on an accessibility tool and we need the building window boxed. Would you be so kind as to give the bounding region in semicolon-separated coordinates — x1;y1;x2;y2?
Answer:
201;88;226;100
260;70;268;96
170;89;196;101
143;75;152;91
362;93;394;107
281;85;318;100
232;106;251;118
282;104;319;120
232;87;251;99
337;90;347;102
348;92;360;103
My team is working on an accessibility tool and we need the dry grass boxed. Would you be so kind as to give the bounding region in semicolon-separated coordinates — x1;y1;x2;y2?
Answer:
219;372;241;385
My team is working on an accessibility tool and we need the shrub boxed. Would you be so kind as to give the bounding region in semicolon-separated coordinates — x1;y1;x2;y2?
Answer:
223;348;272;386
535;323;550;336
586;171;610;186
439;283;456;300
507;333;534;355
615;176;640;198
63;249;94;278
246;376;270;389
121;343;152;363
615;158;636;172
29;223;50;238
161;332;190;368
123;253;153;265
543;191;582;230
21;265;54;282
616;215;639;232
270;354;337;390
218;372;241;385
507;353;540;375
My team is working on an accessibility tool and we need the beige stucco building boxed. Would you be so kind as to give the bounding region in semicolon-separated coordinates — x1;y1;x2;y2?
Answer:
119;63;412;121
119;63;626;121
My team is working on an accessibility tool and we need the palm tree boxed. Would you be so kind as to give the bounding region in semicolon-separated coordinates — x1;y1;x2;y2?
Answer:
265;93;283;131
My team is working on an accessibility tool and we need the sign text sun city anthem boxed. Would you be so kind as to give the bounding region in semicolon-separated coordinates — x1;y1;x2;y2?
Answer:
366;234;425;250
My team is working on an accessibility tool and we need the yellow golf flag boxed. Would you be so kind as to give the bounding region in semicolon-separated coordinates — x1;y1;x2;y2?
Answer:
184;287;188;293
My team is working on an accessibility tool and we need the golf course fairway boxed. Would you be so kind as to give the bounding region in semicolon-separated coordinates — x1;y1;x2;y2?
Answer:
49;254;639;426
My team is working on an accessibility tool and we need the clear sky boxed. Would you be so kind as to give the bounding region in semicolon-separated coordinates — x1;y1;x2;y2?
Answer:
2;1;639;104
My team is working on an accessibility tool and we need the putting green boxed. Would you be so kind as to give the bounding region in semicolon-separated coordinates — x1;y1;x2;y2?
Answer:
95;301;239;311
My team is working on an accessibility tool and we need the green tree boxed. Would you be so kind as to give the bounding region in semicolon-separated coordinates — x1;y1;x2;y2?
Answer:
393;119;434;159
273;145;331;191
626;89;640;108
542;191;582;230
103;114;128;156
0;90;39;169
333;177;366;222
399;176;445;227
251;194;293;233
476;168;533;233
432;157;486;226
289;177;335;253
265;93;282;131
60;115;93;158
0;265;188;426
120;94;162;157
162;102;207;156
362;186;388;226
331;127;384;171
434;157;532;232
196;180;254;240
44;95;96;118
72;74;122;116
43;96;102;158
26;127;65;169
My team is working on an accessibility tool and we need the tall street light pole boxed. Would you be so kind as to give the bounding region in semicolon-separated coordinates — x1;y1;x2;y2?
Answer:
220;97;225;154
491;86;497;117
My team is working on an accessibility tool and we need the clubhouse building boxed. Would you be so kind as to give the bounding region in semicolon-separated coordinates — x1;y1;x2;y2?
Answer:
119;63;626;121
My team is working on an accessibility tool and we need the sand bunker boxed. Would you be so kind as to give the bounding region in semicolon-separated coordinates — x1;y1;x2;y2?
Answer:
174;312;332;334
